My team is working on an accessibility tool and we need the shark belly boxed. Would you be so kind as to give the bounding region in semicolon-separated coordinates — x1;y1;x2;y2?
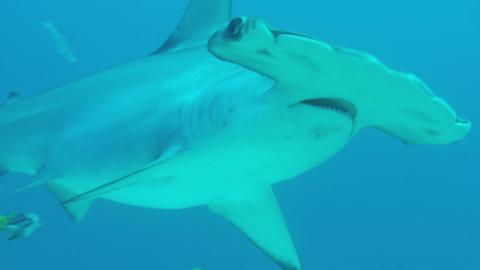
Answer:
99;96;354;209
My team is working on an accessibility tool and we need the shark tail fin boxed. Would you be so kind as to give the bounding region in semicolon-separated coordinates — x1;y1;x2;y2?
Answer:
47;181;94;222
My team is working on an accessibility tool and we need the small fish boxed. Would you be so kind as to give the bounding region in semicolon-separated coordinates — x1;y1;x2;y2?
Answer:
0;213;42;240
42;21;77;63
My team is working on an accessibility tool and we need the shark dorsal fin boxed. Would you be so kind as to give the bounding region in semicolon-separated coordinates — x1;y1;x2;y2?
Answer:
154;0;232;53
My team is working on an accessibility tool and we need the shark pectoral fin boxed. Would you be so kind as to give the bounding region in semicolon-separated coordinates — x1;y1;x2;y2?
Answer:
209;187;301;270
47;181;94;222
155;0;232;53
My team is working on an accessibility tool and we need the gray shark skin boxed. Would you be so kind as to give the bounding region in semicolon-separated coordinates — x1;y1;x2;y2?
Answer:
0;1;470;269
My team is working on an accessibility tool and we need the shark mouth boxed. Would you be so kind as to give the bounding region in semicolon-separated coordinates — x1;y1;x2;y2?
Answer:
297;98;357;119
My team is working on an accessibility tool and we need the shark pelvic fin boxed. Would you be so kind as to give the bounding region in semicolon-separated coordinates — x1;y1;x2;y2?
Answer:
48;181;94;222
209;187;301;270
154;0;232;53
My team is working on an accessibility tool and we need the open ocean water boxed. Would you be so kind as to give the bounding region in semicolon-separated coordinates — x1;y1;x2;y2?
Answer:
0;0;478;269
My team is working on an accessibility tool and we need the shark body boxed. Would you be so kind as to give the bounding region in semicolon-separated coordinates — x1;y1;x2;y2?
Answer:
0;1;470;269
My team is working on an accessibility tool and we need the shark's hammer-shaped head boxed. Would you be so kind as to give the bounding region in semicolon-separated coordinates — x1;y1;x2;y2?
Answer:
209;17;470;145
209;17;358;131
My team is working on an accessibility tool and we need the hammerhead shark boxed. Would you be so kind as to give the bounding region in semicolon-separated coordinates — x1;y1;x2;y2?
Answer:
0;0;470;269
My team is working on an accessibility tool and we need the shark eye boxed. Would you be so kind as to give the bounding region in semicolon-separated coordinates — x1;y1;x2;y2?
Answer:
225;18;244;39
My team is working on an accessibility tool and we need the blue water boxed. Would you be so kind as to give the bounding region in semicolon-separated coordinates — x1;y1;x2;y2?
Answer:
0;0;478;269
